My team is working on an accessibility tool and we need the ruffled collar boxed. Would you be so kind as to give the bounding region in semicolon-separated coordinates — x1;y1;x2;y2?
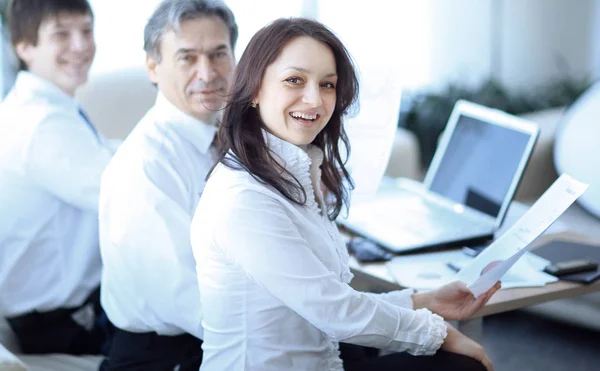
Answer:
263;130;325;215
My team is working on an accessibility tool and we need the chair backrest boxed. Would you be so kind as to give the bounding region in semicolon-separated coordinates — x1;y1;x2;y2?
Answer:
554;81;600;219
76;67;157;139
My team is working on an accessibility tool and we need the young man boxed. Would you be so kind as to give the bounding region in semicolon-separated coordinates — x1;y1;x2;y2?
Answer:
0;0;117;355
98;0;237;369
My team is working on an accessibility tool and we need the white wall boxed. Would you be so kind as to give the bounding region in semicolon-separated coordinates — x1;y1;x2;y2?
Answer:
317;0;433;92
225;0;304;58
86;0;598;92
426;0;595;91
427;0;494;89
88;0;305;76
499;0;595;91
88;0;162;75
316;0;596;93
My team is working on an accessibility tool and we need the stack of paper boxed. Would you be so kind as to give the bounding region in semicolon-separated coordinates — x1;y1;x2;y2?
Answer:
386;249;557;291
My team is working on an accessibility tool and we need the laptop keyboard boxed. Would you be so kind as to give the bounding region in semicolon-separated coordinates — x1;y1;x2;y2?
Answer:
346;191;487;247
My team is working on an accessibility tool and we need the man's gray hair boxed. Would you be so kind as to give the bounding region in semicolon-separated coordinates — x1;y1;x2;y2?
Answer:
144;0;238;62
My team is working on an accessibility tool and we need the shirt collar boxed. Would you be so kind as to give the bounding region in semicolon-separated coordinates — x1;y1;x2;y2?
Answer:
263;130;324;184
14;71;79;112
153;92;217;154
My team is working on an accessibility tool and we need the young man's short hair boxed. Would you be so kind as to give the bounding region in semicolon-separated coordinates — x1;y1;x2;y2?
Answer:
7;0;93;70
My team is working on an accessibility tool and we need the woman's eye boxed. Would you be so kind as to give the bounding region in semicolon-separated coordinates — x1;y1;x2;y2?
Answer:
321;82;335;89
286;77;302;84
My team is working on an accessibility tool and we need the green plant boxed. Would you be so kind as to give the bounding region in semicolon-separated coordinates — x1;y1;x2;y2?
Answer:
399;76;593;169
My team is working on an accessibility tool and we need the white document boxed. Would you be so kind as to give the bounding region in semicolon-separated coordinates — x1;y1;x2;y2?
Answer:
456;174;588;297
344;80;401;199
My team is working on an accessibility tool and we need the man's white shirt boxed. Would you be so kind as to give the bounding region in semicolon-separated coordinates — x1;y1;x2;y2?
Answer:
0;71;118;316
99;93;217;339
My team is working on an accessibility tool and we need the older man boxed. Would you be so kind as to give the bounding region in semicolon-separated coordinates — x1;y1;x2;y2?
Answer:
98;0;237;369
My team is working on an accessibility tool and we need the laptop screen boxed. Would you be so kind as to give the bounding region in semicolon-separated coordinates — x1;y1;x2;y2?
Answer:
428;114;532;218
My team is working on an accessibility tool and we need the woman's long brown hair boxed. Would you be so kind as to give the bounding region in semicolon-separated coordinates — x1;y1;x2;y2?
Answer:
213;18;359;220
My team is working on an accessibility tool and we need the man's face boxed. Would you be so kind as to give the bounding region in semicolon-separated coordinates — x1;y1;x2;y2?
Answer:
147;16;235;123
16;12;95;96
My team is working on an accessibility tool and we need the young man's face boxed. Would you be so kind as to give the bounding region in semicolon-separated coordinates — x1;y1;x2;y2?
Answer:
16;12;96;96
146;16;235;124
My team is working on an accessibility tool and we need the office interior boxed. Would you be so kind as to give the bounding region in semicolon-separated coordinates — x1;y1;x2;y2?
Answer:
1;0;600;370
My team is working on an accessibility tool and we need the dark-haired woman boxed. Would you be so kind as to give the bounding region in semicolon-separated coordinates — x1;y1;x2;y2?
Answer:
191;17;497;371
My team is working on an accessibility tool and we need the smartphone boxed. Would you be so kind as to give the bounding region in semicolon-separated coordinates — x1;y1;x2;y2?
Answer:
543;259;599;276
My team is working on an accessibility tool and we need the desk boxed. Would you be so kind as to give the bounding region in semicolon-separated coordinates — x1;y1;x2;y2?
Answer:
349;231;600;341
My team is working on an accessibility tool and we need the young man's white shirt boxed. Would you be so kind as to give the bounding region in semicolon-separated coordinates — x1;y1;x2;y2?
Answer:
191;132;448;371
99;92;217;339
0;71;118;317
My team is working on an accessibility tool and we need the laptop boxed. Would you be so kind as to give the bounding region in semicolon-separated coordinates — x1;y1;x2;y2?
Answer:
340;100;540;254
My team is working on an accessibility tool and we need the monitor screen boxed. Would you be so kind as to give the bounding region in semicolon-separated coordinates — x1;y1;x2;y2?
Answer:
429;115;531;218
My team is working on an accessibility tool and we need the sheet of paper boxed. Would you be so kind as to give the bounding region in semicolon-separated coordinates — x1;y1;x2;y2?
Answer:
456;174;588;297
344;80;401;199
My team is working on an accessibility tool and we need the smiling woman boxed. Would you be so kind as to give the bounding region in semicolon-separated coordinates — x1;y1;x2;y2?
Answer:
190;17;492;371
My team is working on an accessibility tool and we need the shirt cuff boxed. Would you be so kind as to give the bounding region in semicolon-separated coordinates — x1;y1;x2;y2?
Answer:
408;309;447;356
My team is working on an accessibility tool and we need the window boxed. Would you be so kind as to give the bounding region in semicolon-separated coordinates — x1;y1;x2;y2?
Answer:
88;0;305;75
316;0;432;91
89;0;162;75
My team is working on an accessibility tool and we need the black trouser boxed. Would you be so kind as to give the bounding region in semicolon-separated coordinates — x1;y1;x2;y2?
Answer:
6;287;113;355
340;342;486;371
102;328;203;371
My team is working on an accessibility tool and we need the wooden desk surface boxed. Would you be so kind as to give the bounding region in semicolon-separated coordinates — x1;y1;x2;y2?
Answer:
350;231;600;319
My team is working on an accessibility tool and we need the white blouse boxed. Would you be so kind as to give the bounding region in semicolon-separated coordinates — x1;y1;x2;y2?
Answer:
191;132;447;371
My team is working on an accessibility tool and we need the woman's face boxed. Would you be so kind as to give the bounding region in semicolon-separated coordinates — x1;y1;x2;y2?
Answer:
254;36;337;146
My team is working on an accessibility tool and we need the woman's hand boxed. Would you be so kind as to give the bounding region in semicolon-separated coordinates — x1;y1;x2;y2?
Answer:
413;280;500;320
442;323;493;371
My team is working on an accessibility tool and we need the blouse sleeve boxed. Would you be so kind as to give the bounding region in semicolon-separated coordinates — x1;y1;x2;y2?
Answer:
211;189;446;355
365;289;417;309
